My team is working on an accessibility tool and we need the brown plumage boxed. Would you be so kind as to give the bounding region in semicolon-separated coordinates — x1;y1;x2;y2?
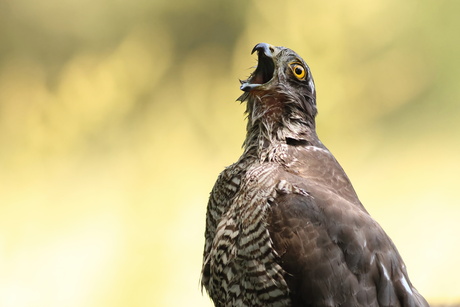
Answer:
201;43;429;307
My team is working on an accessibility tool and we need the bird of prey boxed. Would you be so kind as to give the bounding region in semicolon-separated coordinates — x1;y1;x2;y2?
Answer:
201;43;429;307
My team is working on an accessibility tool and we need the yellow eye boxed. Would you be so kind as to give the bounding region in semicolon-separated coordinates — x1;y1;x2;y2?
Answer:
290;63;306;80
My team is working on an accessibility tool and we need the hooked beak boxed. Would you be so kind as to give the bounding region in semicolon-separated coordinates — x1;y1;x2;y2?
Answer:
240;43;276;92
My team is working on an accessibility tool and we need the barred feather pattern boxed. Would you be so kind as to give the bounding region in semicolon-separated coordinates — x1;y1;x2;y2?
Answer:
201;66;314;306
202;156;294;307
202;43;429;307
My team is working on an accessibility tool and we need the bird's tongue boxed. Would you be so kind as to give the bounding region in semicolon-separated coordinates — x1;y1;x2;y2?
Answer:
252;59;274;84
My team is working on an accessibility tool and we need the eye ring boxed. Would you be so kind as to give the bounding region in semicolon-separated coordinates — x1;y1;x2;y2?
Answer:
290;63;306;80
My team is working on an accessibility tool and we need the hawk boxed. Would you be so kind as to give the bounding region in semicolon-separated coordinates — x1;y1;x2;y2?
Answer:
201;43;429;307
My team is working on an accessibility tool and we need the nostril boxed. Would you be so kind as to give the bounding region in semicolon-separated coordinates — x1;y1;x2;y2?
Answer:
252;43;274;57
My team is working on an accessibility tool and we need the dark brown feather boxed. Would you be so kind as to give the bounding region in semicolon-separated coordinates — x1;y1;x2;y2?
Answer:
201;43;429;307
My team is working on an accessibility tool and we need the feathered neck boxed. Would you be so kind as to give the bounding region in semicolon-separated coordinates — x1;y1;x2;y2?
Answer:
241;90;319;161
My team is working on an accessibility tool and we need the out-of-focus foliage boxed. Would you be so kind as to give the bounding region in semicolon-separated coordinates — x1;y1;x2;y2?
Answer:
0;0;459;306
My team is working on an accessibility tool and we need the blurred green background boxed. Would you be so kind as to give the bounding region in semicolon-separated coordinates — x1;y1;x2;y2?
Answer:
1;0;459;306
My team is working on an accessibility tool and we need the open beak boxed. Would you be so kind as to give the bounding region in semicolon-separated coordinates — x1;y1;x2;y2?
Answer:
240;43;276;92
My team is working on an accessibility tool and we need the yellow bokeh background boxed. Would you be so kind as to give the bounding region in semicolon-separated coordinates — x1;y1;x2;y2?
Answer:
0;0;459;306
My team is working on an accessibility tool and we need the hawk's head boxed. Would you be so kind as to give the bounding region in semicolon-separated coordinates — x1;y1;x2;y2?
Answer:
239;43;317;128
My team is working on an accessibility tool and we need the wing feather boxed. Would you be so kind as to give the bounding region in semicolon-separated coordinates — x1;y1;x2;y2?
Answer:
267;179;429;307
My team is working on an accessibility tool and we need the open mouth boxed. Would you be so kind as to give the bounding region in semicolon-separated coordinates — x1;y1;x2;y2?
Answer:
240;43;275;92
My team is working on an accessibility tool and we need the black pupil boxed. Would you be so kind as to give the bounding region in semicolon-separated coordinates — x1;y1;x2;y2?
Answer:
295;66;303;75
